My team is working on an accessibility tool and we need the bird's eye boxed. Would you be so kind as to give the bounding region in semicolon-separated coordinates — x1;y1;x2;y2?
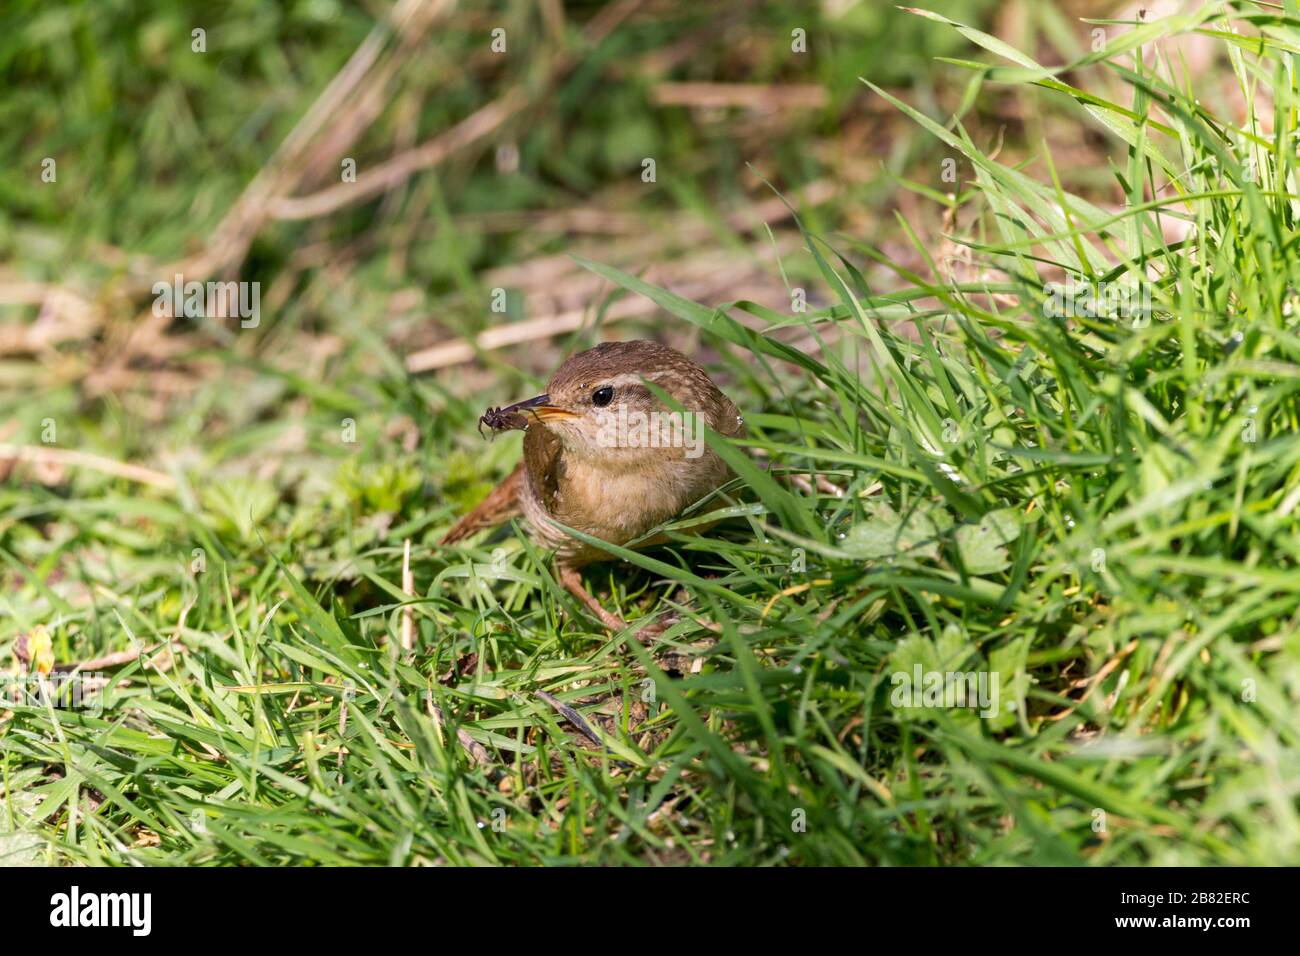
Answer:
592;385;614;407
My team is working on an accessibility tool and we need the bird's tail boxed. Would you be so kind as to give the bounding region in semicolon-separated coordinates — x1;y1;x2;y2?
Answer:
440;463;525;545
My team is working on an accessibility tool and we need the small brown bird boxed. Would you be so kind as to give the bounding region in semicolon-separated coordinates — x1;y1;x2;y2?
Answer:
441;340;745;633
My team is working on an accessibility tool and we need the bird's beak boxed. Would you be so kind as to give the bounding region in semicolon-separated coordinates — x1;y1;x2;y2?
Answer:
508;394;576;422
492;393;577;430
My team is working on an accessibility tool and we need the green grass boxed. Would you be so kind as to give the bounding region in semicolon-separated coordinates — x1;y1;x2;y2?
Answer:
3;1;1299;865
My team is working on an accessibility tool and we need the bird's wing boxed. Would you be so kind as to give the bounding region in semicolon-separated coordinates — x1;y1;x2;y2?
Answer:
523;423;564;512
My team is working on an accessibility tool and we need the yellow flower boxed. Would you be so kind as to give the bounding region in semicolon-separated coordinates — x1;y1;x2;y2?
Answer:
28;625;54;677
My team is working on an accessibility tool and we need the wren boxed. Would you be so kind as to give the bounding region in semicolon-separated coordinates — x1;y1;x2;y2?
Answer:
442;340;745;634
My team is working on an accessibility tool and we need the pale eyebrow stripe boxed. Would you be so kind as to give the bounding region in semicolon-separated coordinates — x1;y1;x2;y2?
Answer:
600;372;656;388
598;371;675;389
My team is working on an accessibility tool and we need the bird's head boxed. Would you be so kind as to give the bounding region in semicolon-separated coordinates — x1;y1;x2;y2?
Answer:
478;340;744;467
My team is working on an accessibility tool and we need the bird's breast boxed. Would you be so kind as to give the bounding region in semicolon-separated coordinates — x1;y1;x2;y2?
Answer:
521;453;724;563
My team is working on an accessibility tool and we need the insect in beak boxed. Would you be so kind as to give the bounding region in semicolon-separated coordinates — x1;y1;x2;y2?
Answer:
477;394;576;439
